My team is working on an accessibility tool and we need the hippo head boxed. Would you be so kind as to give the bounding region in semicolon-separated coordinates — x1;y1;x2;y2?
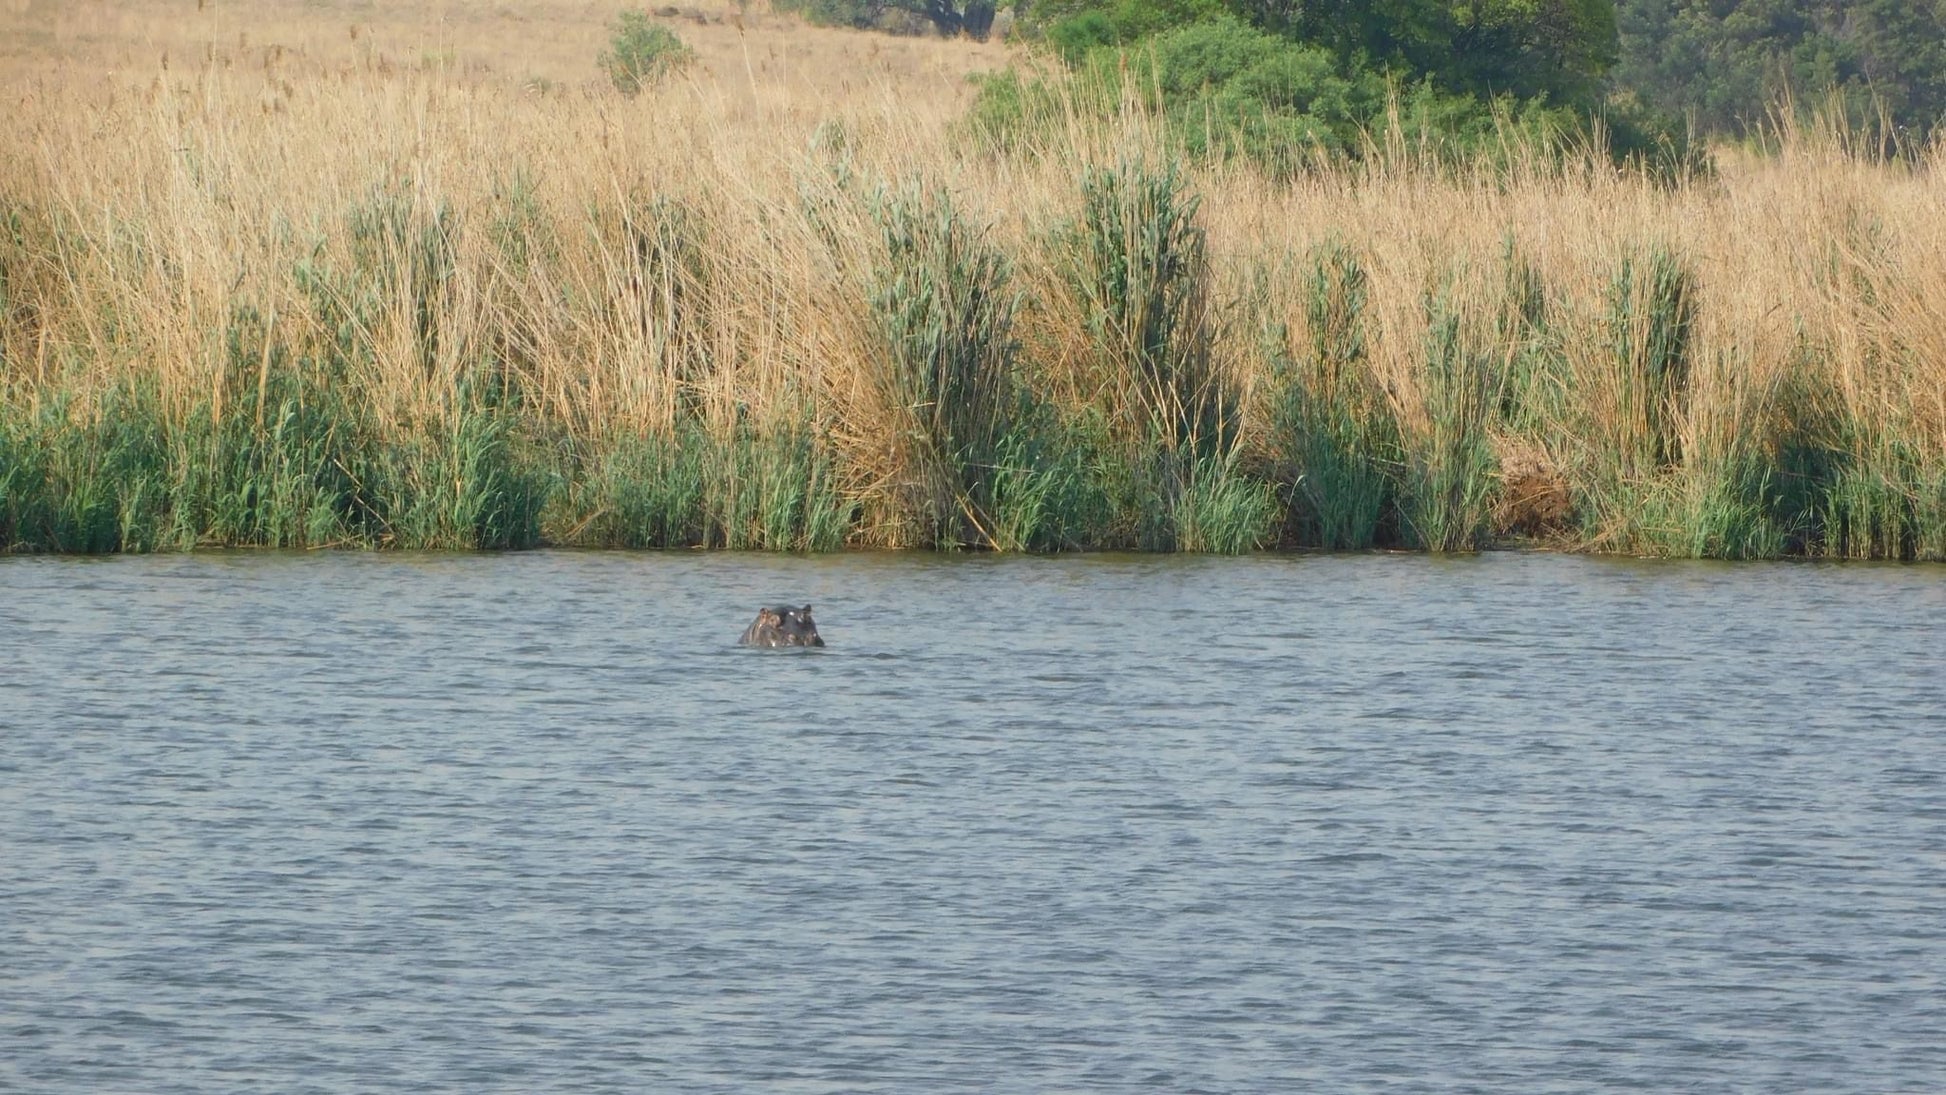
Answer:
740;603;825;648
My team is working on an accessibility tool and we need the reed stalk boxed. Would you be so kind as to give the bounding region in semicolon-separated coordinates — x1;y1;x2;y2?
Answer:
2;2;1942;558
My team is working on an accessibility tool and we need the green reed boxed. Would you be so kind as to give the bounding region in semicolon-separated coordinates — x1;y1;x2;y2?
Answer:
559;419;846;551
5;144;1945;560
1261;243;1398;549
1171;450;1278;554
703;422;847;552
1399;291;1499;552
1043;154;1276;553
1061;155;1232;461
1822;433;1946;561
866;180;1025;548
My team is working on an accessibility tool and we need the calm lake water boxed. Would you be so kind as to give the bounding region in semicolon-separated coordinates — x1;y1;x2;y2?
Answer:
3;550;1943;1093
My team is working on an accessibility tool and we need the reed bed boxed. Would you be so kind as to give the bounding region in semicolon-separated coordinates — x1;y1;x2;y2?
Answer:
3;1;1943;557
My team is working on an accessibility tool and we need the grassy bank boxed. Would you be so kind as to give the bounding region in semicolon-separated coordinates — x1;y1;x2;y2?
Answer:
3;2;1943;558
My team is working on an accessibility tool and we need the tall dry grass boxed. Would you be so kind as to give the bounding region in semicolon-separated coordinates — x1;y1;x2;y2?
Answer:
3;0;1943;555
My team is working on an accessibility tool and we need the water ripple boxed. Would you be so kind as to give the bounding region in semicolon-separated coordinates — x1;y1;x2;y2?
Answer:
2;551;1943;1093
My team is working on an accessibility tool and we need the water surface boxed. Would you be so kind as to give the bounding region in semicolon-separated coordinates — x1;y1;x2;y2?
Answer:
3;551;1943;1092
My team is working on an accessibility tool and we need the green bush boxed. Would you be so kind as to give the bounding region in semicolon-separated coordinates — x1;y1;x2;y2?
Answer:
1042;0;1227;60
1142;19;1382;161
969;18;1610;174
600;11;696;97
773;0;878;29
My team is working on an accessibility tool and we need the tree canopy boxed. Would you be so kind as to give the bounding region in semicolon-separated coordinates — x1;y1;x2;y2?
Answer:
1284;0;1620;105
788;0;1945;153
1036;0;1622;106
781;0;1004;38
1614;0;1946;139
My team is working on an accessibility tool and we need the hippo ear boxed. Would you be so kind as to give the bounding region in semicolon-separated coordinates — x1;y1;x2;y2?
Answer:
800;604;814;618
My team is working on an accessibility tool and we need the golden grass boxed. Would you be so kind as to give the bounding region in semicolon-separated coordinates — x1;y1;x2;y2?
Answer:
3;0;1943;554
0;0;1010;106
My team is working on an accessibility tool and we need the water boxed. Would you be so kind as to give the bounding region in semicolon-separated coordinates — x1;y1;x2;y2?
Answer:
3;550;1943;1093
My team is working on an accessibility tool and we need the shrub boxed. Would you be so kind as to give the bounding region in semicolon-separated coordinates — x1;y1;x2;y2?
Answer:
1038;0;1227;57
773;0;879;29
1142;18;1381;162
969;19;1603;174
599;11;695;96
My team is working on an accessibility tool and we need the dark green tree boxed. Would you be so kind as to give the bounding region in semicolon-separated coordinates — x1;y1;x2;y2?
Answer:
1293;0;1620;105
912;0;1002;37
1613;0;1946;139
1845;0;1946;135
782;0;1007;38
1038;0;1622;106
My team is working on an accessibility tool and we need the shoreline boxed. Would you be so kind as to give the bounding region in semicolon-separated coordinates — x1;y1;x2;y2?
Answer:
2;540;1940;564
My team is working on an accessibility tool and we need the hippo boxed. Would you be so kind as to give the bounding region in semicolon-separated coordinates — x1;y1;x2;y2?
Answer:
739;604;824;648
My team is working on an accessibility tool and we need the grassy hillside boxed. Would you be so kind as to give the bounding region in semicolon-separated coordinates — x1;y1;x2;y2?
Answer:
3;2;1943;556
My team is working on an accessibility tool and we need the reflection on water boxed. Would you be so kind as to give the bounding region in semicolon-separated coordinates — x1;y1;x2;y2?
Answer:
3;551;1943;1092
